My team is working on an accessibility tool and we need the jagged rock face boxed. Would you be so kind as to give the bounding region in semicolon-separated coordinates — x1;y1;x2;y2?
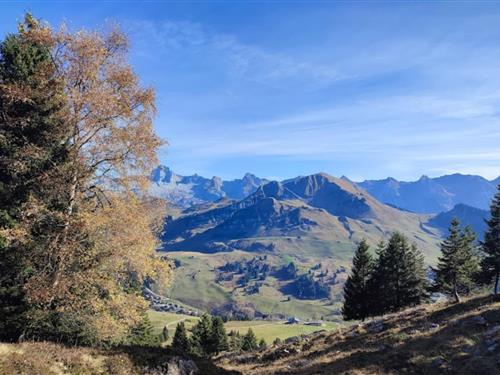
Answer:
284;173;373;219
149;166;268;207
162;173;441;254
359;173;497;213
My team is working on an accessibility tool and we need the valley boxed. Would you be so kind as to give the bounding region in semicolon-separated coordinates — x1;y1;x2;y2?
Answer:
154;171;497;321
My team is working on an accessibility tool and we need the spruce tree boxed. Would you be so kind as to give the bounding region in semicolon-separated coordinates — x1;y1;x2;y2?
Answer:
434;219;480;302
369;232;428;315
242;328;258;351
209;316;229;354
172;322;191;355
128;315;160;346
229;330;243;352
342;239;374;321
0;14;70;341
190;314;212;356
481;185;500;295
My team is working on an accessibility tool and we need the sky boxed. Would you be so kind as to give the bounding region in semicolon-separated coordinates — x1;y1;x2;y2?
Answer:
1;1;500;181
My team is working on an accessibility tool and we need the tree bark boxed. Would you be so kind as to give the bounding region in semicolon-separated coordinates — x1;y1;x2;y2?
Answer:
453;283;460;303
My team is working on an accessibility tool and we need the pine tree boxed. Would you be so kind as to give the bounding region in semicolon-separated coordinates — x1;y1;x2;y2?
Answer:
209;316;229;354
481;185;500;295
190;314;212;356
369;232;428;315
434;219;480;302
242;328;258;351
342;239;374;321
172;322;191;355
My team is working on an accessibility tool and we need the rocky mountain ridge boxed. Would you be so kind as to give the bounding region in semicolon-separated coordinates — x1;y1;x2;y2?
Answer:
151;166;498;214
359;173;498;213
162;172;442;259
150;165;268;208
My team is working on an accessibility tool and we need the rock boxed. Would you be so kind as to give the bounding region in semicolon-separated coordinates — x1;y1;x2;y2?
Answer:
284;336;301;344
432;357;445;366
166;358;198;375
367;319;385;333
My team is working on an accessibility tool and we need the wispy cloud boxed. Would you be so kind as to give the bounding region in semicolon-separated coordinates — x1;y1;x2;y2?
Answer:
126;19;344;88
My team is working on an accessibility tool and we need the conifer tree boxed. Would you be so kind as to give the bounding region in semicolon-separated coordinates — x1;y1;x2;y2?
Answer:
242;328;258;351
128;315;160;347
369;232;428;315
172;322;191;355
434;219;480;302
228;330;241;352
0;14;71;341
342;239;374;321
481;185;500;295
209;316;229;354
190;314;212;356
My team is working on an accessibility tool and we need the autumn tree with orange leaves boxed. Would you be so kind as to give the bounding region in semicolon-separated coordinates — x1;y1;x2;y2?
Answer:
0;14;170;345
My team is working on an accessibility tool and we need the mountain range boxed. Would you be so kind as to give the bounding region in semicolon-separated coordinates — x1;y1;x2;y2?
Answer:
162;172;443;259
156;169;496;319
150;165;268;208
150;166;498;214
358;174;498;213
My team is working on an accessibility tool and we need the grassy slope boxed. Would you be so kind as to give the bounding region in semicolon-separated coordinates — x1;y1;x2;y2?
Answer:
160;241;355;321
148;310;339;345
217;295;500;375
0;342;233;375
224;321;339;343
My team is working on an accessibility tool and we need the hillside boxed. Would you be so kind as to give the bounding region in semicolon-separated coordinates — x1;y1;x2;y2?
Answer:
0;342;234;375
427;203;490;240
163;173;441;258
216;295;500;374
158;173;444;320
358;174;497;213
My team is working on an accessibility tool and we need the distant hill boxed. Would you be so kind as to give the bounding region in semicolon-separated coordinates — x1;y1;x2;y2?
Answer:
358;174;497;213
149;165;268;207
427;203;489;240
163;172;441;259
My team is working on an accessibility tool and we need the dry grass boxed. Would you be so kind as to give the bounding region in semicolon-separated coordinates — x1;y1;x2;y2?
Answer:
216;294;500;374
0;342;234;375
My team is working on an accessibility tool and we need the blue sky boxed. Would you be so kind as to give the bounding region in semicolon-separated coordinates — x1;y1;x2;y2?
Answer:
1;1;500;181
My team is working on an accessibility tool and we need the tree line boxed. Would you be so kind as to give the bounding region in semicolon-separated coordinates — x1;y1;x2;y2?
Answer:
0;14;170;346
170;315;265;357
343;186;500;321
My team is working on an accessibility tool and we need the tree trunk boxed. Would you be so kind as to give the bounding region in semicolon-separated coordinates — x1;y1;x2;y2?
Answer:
453;284;460;303
52;171;78;289
495;272;499;296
